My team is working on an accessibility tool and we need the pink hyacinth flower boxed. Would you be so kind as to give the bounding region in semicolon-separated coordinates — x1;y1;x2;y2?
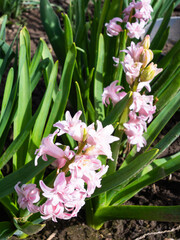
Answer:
54;111;87;142
34;129;66;168
40;172;87;221
105;17;123;37
102;80;127;106
121;54;142;85
69;155;108;196
112;56;120;66
126;20;146;39
123;0;135;15
40;199;64;222
51;146;75;169
87;120;119;160
134;0;153;21
122;41;144;62
124;111;147;152
14;182;40;213
130;92;156;123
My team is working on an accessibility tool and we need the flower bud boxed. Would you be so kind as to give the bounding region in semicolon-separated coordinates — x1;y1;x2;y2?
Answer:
140;63;160;82
141;35;150;49
140;49;154;68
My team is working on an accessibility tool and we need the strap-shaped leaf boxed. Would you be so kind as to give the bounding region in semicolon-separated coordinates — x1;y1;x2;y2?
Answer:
0;108;40;169
25;61;58;164
0;15;7;40
0;38;15;84
151;51;180;96
150;2;174;50
13;28;32;170
110;152;180;206
154;122;180;158
75;81;87;123
63;13;73;52
95;205;180;222
13;219;45;236
0;67;14;120
158;39;180;69
0;157;55;199
40;0;65;64
156;72;180;112
0;221;16;239
102;92;131;126
29;40;43;80
43;43;76;137
74;0;86;47
91;149;158;198
94;34;105;121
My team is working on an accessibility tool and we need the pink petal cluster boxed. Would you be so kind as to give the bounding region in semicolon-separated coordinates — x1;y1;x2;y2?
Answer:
124;91;156;151
87;120;119;160
14;182;40;213
105;0;153;40
123;0;153;23
15;111;119;221
39;172;87;221
105;17;123;37
34;129;67;168
124;112;147;152
54;111;87;142
102;80;127;106
126;20;146;39
130;92;156;123
121;54;143;85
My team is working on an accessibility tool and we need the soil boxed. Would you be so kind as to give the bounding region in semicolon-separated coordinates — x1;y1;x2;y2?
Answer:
2;2;180;240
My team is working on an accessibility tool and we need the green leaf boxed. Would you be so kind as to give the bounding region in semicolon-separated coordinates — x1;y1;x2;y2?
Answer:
156;72;180;112
110;152;180;206
154;122;180;158
158;39;180;69
25;61;58;164
102;92;132;126
150;2;174;50
13;28;32;170
114;30;126;84
91;149;158;198
74;0;86;47
0;157;55;199
0;15;7;41
95;205;180;222
94;34;105;121
153;26;170;62
40;0;66;64
151;51;180;97
75;81;87;123
63;13;73;52
13;219;45;235
29;40;43;80
0;39;15;84
0;221;16;240
0;67;14;120
0;196;18;217
43;43;76;137
21;26;31;66
0;108;40;170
